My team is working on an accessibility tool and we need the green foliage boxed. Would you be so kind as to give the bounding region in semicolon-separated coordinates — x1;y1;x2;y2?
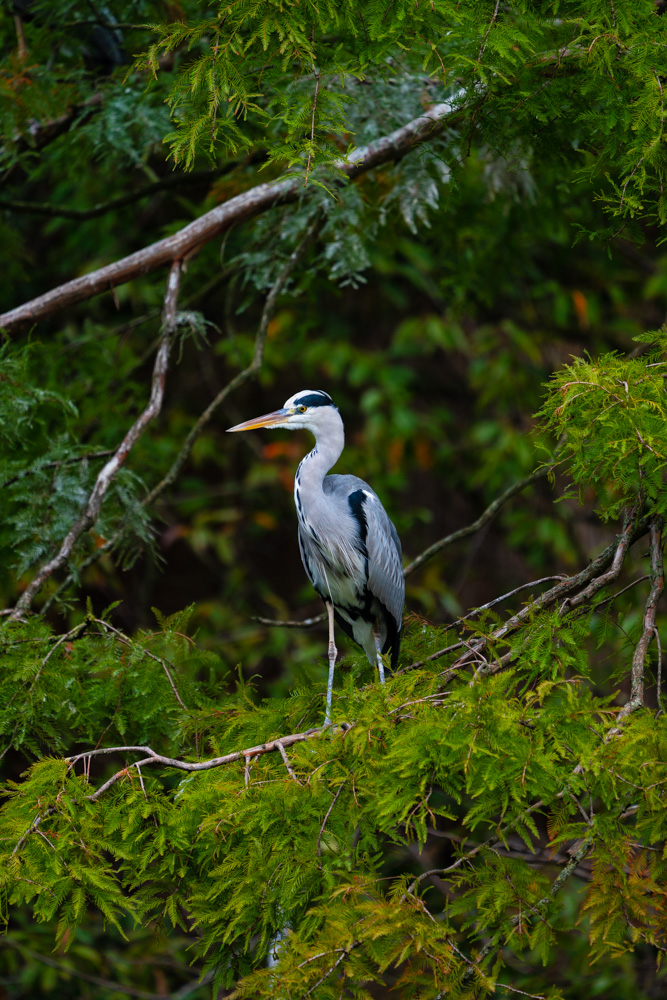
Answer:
2;0;667;996
1;614;666;995
539;336;667;520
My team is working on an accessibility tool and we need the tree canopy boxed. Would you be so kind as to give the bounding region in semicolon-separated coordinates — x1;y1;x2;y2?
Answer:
1;1;667;998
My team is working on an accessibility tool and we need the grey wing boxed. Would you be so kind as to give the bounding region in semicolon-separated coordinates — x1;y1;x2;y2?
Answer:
297;524;326;599
361;490;405;628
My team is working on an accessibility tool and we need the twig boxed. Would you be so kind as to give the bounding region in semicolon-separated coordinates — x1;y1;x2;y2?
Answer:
656;626;664;716
91;616;188;711
62;724;353;805
305;62;320;185
297;946;354;999
9;260;182;618
477;0;501;64
41;219;320;614
316;782;345;859
454;834;594;990
3;93;103;163
496;985;547;999
441;508;649;675
403;468;549;577
276;740;301;783
252;612;326;628
256;487;560;633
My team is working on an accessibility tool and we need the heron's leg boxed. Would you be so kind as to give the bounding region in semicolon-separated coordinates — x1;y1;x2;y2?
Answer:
373;629;385;685
325;601;337;725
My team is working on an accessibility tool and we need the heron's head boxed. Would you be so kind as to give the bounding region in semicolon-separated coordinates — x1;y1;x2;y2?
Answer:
227;390;339;435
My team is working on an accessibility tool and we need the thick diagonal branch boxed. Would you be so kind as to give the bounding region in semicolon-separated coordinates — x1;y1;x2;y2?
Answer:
0;101;460;331
9;260;182;617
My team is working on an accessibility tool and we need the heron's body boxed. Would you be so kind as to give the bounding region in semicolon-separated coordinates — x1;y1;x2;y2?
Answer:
228;389;404;721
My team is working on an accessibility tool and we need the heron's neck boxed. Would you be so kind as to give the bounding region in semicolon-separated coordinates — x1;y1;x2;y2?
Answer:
295;412;344;493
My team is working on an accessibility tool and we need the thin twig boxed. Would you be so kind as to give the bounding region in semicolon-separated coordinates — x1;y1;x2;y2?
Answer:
441;507;648;676
0;938;171;1000
454;834;594;990
276;740;301;784
0;449;115;489
257;490;560;634
305;61;321;185
91;617;188;711
403;468;549;577
655;626;664;716
0;166;238;220
297;946;354;1000
316;782;345;859
477;0;501;63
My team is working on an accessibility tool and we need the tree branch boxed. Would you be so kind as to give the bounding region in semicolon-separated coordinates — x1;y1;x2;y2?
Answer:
0;101;461;331
65;724;353;803
403;467;550;577
616;516;664;723
439;506;649;676
9;260;182;618
2;93;103;167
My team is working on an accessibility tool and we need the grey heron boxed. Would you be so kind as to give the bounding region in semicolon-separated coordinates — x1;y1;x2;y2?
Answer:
227;389;404;723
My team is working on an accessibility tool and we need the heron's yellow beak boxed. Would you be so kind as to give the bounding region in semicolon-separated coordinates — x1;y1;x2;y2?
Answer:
226;408;290;432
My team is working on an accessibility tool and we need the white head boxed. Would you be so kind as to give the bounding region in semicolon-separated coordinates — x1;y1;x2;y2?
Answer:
226;389;341;435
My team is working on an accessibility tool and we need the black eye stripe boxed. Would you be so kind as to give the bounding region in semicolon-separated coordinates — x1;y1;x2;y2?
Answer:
293;392;334;409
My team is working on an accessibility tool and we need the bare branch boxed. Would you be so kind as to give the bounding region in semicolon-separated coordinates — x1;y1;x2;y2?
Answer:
252;612;327;628
403;468;550;577
0;101;461;331
616;516;664;723
64;723;356;804
455;834;594;990
276;740;301;784
477;0;501;63
440;507;650;676
0;449;116;489
9;260;182;618
2;93;103;166
297;946;354;1000
257;471;555;631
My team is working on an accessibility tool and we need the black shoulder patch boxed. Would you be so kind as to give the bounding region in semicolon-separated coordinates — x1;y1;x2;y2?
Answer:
347;489;368;549
294;391;334;409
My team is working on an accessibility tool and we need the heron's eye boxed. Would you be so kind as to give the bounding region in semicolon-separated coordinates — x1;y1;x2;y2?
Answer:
298;405;307;413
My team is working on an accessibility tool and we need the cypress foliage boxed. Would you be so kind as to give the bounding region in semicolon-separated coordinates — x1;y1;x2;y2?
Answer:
1;1;667;997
